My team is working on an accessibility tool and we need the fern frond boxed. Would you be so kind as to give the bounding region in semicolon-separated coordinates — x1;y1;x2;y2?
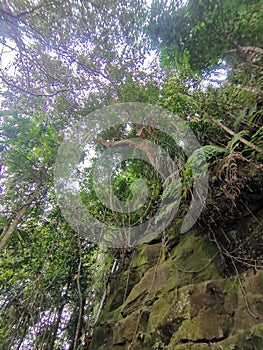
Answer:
227;130;249;152
234;110;246;131
248;109;263;126
250;126;263;148
201;145;227;159
244;126;263;161
187;145;226;168
184;145;226;178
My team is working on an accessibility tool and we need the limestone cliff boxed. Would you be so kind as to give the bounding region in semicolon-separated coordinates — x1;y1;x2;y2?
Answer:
90;218;263;350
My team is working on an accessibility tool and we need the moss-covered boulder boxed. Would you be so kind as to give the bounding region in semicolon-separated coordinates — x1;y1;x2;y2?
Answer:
89;226;263;350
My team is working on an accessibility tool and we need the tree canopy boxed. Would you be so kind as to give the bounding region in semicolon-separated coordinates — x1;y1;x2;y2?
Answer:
0;0;262;349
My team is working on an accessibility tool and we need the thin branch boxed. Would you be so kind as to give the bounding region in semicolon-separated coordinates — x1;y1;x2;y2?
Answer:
232;41;263;56
0;1;61;19
73;232;84;350
203;112;263;154
231;259;259;320
0;185;39;251
0;75;69;97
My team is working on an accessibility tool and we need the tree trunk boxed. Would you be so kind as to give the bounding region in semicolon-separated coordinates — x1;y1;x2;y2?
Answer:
0;188;39;251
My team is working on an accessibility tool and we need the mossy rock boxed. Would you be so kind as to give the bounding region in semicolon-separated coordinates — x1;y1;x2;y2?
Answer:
122;230;223;317
113;311;140;344
99;268;141;322
131;242;162;273
169;344;210;350
234;270;263;330
146;286;191;337
161;281;232;347
91;225;263;350
213;323;263;349
89;322;113;350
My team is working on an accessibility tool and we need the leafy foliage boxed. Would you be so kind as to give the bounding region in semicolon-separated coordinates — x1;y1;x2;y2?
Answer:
0;0;262;348
149;0;263;72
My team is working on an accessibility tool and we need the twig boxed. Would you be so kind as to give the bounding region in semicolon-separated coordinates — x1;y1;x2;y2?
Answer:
203;112;263;154
231;259;259;320
73;232;84;350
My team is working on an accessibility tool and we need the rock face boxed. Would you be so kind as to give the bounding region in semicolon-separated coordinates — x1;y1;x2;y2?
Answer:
89;222;263;349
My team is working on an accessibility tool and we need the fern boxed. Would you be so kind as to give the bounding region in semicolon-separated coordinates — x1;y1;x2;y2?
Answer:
234;104;260;131
243;126;263;161
249;126;263;149
248;105;263;125
234;109;246;131
161;145;226;204
201;145;227;159
226;130;249;153
187;145;227;169
248;108;263;126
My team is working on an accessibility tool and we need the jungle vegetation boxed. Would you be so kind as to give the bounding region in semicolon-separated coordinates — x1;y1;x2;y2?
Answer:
0;0;262;348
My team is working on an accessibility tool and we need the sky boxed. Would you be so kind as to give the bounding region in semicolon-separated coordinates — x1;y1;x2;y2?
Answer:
0;0;226;99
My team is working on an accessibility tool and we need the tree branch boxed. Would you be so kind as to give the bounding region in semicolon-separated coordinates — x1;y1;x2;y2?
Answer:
203;112;263;154
232;41;263;56
73;232;84;350
0;75;69;97
0;187;39;251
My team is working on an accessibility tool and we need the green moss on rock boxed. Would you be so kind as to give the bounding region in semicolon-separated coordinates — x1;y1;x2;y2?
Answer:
90;227;263;350
131;242;162;273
